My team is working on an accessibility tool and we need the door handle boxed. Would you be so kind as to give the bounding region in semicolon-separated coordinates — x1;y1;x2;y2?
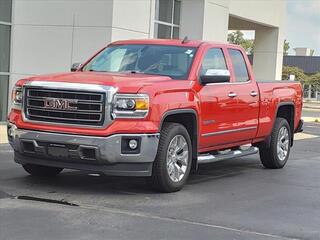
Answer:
250;91;258;97
228;92;237;98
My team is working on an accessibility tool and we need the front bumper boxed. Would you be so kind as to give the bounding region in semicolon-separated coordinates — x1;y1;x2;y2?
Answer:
8;123;160;176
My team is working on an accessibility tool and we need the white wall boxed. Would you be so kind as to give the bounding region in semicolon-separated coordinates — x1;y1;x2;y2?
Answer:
10;0;114;87
203;0;229;42
111;0;152;41
180;0;229;42
10;0;155;88
180;0;205;40
229;0;284;28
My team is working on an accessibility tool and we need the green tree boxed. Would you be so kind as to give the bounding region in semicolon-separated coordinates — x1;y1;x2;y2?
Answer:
227;30;254;54
283;40;290;55
309;72;320;91
228;31;290;56
227;30;244;45
282;66;308;82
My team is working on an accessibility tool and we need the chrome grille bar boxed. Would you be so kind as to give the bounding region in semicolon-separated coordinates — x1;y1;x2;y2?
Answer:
27;100;103;113
27;110;102;122
27;89;103;102
24;85;108;126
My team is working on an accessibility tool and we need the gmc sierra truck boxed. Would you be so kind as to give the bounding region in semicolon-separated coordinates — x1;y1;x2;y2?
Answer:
7;39;303;192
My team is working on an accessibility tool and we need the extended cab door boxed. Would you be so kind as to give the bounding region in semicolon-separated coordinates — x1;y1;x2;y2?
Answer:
198;46;259;151
226;48;259;141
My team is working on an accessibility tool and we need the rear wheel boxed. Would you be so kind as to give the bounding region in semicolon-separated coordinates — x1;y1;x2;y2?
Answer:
151;123;192;192
259;118;291;169
23;164;63;177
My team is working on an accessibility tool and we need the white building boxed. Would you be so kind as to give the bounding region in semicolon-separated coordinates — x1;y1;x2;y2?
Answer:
0;0;286;122
294;48;315;56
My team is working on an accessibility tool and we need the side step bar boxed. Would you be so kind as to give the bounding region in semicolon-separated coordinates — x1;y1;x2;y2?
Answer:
198;146;259;164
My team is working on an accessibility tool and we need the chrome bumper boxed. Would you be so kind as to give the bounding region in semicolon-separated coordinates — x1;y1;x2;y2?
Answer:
8;123;160;176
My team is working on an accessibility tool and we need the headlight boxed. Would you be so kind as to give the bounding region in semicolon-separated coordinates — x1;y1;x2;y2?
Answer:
112;94;149;119
11;86;23;109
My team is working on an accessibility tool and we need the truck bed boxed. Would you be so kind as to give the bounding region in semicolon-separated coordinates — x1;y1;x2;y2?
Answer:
256;81;303;139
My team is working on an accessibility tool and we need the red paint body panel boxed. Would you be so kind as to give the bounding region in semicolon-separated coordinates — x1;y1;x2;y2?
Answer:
9;39;303;153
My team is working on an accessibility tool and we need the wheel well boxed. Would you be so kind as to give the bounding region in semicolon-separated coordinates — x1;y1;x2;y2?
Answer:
276;104;295;145
161;112;198;171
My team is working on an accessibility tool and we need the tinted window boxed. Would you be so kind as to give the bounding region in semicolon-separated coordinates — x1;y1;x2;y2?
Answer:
155;24;171;39
173;0;181;24
0;75;9;121
0;25;11;72
228;49;249;82
0;0;12;22
156;0;173;23
83;45;196;80
201;48;227;75
155;0;181;39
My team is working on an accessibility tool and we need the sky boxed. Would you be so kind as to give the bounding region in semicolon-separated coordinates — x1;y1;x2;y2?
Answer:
241;0;320;56
286;0;320;55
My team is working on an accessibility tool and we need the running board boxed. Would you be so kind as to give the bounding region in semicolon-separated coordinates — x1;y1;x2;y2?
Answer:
197;146;259;164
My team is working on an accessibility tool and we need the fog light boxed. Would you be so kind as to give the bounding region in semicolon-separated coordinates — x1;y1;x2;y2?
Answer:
128;139;138;150
7;124;17;138
8;128;13;137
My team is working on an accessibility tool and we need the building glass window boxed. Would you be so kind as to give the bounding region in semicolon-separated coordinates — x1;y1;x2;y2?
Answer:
0;0;12;22
155;0;181;39
0;75;9;122
0;25;11;73
0;0;12;122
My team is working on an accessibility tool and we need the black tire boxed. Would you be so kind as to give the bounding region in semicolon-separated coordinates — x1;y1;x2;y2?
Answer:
151;122;192;193
23;164;63;177
259;118;291;169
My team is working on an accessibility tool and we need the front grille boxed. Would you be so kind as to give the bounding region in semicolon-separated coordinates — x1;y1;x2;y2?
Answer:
24;88;106;126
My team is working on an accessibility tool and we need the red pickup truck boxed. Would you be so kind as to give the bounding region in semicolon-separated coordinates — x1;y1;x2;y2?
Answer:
8;39;303;192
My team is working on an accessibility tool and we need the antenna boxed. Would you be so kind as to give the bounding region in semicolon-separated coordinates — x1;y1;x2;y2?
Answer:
182;36;189;44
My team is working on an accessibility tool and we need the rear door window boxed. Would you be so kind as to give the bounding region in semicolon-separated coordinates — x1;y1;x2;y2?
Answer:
228;49;250;82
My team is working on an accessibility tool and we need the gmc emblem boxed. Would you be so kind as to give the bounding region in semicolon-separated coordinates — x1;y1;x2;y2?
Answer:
44;98;78;111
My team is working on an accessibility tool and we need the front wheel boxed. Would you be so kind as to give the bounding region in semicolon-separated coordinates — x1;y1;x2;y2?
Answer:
259;118;291;169
151;123;192;192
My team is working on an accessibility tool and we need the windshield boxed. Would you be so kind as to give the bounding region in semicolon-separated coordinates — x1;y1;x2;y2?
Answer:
82;44;196;80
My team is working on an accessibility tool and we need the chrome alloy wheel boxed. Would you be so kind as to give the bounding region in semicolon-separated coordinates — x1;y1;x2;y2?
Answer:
166;135;189;182
277;126;290;161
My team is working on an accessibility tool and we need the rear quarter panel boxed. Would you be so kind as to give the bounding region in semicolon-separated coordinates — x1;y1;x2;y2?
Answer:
256;81;303;139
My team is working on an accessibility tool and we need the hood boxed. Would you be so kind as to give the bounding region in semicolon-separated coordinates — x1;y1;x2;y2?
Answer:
24;72;173;93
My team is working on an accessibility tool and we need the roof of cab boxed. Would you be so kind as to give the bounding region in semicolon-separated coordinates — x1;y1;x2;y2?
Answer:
110;39;236;48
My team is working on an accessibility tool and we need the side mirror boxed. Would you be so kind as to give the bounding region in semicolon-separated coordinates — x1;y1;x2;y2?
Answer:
200;69;230;85
71;63;82;72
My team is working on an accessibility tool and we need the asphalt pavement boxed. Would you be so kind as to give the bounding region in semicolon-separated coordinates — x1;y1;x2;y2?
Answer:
0;120;320;240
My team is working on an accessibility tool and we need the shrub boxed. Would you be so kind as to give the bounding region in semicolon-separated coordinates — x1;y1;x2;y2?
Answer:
282;66;308;82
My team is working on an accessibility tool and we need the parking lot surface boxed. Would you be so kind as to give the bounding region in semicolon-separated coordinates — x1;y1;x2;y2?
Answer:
0;122;320;240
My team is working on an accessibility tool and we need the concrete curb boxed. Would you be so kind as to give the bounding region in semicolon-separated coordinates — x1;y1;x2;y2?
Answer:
0;125;8;144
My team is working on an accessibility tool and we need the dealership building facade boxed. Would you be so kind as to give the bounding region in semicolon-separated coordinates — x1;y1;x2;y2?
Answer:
0;0;286;122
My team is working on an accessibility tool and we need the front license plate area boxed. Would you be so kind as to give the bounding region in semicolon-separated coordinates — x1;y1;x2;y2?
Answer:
48;144;68;158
